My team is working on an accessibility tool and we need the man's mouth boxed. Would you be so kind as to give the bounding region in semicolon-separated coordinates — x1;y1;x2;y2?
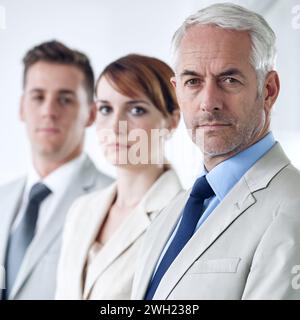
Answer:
198;123;232;129
36;127;60;133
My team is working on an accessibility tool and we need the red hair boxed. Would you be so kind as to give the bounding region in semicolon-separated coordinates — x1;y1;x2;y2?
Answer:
96;54;178;117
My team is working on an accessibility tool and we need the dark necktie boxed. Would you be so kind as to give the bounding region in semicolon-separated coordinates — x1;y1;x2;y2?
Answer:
4;183;52;298
144;175;214;300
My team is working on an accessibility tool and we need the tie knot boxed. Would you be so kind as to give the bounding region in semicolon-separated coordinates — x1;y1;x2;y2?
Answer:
190;176;214;200
29;183;52;204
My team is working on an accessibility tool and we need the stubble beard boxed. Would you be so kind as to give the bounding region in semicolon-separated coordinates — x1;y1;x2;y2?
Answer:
191;98;267;161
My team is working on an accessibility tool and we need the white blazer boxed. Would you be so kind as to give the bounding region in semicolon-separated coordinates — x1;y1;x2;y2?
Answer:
132;143;300;300
55;169;183;300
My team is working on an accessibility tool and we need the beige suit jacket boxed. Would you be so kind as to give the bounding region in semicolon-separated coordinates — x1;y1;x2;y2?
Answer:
55;169;183;300
132;143;300;300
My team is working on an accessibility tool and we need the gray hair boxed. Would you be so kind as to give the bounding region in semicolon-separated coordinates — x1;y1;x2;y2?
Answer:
171;3;277;93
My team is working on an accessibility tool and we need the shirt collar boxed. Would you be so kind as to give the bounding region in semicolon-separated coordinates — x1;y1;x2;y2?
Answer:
202;132;276;201
26;153;86;197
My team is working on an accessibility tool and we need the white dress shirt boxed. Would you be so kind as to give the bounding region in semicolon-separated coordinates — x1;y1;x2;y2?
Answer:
11;153;86;235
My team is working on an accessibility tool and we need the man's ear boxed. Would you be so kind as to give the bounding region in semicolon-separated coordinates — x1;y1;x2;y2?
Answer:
263;70;280;113
19;95;25;122
168;108;180;131
170;76;177;89
163;109;181;140
86;102;97;127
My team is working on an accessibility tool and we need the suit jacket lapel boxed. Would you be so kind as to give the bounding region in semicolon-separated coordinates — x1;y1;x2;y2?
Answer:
0;178;25;266
70;183;117;299
155;178;255;299
10;157;99;298
0;178;25;299
83;204;151;299
134;192;189;299
138;143;291;299
83;168;183;299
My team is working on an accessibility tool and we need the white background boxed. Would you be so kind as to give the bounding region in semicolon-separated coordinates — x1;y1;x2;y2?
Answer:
0;0;300;189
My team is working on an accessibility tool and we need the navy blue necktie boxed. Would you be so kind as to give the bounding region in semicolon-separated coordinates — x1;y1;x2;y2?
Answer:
4;183;51;299
144;175;214;300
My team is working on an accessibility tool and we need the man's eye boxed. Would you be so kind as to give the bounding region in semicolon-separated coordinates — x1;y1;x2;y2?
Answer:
184;79;200;87
130;106;147;116
223;77;240;84
59;96;73;105
98;105;112;115
32;95;44;102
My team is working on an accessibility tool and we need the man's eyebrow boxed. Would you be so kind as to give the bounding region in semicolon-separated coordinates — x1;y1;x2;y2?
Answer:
217;68;246;79
179;70;201;78
28;88;44;93
28;88;76;95
179;68;246;79
58;89;76;96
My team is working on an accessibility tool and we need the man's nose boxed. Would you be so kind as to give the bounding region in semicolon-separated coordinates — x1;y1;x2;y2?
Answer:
199;80;223;112
40;97;59;118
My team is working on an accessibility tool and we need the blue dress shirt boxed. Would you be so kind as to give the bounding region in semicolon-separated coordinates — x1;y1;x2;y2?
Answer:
152;132;276;276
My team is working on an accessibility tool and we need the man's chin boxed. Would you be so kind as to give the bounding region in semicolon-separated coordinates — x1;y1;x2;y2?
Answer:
34;145;65;159
200;142;240;158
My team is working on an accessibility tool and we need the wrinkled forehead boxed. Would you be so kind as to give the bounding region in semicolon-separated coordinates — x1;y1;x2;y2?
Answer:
175;25;252;73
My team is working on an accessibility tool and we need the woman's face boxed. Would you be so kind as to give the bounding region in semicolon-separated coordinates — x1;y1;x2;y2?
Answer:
95;76;172;167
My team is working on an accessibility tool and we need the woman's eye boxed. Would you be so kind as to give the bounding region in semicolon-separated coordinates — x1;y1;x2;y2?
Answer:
130;106;147;116
98;105;112;115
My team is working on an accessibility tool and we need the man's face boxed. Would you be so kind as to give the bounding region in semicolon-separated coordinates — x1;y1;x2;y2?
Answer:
172;25;275;160
20;61;95;162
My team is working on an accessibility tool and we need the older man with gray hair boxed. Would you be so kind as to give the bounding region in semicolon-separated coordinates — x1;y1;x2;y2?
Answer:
132;3;300;300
